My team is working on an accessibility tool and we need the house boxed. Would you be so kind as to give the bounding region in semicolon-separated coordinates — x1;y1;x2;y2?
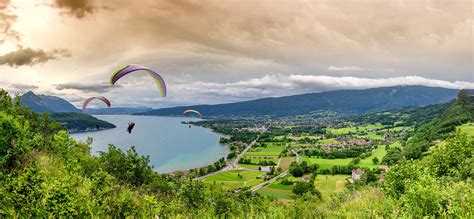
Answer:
260;166;271;172
352;168;364;181
378;165;389;172
301;176;309;182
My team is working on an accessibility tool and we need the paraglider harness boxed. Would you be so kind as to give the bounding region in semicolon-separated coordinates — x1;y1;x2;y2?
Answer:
127;122;135;133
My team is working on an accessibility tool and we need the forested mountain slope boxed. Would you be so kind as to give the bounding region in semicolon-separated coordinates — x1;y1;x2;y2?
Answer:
137;86;458;117
404;91;474;159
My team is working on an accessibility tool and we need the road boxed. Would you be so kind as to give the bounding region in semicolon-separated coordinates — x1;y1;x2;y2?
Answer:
232;136;259;168
193;166;232;181
250;170;288;192
193;135;259;180
250;148;300;192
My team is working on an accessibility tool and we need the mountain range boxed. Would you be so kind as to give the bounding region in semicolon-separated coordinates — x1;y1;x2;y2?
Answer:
20;91;81;113
83;107;153;115
135;86;460;117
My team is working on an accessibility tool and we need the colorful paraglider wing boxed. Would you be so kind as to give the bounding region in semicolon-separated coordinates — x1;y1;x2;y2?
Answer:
83;96;112;109
183;109;202;117
110;64;167;97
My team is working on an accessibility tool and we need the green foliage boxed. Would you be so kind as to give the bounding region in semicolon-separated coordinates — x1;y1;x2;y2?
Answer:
383;133;473;216
289;161;318;177
98;145;154;187
292;181;321;199
372;157;379;164
381;147;402;165
50;112;116;131
0;89;472;217
404;97;473;159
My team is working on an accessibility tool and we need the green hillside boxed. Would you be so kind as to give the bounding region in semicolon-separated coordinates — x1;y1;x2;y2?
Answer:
50;112;116;132
404;92;473;159
0;89;472;217
137;86;458;118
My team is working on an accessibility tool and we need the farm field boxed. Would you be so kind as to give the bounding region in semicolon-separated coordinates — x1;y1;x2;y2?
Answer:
326;123;385;135
238;164;260;170
245;144;284;156
290;135;321;140
389;141;402;148
257;181;296;200
299;145;386;170
358;145;387;168
318;138;339;145
356;133;384;140
278;157;296;170
299;156;352;170
257;174;348;200
202;170;265;190
244;156;279;165
315;175;348;198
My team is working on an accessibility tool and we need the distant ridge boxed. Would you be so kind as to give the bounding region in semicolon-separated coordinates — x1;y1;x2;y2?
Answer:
18;91;115;132
84;107;153;115
136;86;459;118
20;91;81;113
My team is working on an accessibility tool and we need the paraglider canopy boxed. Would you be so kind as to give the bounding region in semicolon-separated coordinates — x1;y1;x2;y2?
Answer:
83;96;111;110
183;109;202;117
110;64;167;97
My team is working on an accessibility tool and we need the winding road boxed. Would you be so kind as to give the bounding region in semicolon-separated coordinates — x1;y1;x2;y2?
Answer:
249;148;300;192
193;136;259;180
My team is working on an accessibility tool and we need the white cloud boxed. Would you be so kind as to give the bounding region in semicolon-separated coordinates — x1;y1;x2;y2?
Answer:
328;66;364;71
172;74;474;105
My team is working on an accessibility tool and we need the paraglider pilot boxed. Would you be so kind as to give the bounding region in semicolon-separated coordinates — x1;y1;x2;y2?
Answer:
127;122;135;134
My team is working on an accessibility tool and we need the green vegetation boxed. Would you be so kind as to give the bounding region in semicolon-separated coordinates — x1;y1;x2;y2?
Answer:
300;157;352;170
356;133;384;140
1;89;472;217
245;144;283;156
327;123;385;135
50;112;116;132
404;94;473;159
202;170;264;190
358;145;387;168
278;156;296;170
457;123;474;137
257;185;295;200
314;174;348;198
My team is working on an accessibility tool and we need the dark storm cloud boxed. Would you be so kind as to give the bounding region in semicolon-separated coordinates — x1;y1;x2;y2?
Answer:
0;47;71;67
54;82;119;93
53;0;100;18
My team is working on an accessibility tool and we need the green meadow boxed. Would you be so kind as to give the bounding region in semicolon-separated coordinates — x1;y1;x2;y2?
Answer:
203;170;265;190
327;123;385;135
315;174;348;198
245;144;284;156
300;145;387;170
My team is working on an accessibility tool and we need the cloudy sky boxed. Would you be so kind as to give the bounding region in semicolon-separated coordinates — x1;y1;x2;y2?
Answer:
0;0;472;108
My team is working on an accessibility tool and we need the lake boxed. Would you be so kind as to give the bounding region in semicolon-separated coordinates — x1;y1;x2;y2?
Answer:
70;115;228;173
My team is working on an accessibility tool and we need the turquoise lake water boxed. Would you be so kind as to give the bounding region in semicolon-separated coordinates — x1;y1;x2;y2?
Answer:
70;115;227;173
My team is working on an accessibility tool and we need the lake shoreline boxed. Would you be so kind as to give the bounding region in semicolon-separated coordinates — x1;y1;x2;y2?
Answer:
70;115;229;173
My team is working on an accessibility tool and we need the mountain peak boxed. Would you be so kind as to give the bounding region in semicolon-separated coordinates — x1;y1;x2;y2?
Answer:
20;92;80;113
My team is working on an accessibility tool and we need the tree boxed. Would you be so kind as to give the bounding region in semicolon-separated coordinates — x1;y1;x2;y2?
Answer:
292;182;321;199
372;157;379;164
